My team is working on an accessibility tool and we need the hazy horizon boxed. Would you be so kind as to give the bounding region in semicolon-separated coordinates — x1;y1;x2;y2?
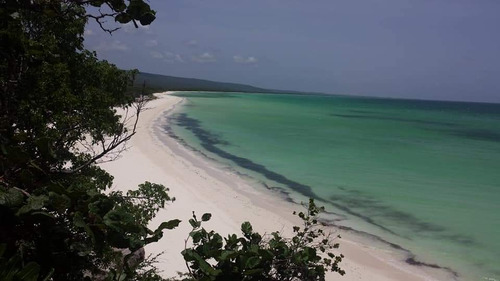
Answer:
85;0;500;103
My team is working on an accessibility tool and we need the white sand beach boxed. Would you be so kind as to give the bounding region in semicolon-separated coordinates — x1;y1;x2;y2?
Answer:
99;92;451;281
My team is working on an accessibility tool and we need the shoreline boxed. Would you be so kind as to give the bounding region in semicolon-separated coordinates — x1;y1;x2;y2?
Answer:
100;91;456;280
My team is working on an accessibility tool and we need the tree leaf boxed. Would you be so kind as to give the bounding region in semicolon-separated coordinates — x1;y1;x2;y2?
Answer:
48;192;71;211
16;262;40;281
245;256;260;269
126;0;151;18
31;211;54;219
156;219;181;231
219;250;238;261
189;218;200;228
241;221;253;236
139;12;155;25
109;0;127;12
0;188;25;208
201;213;211;222
16;195;49;216
115;13;132;24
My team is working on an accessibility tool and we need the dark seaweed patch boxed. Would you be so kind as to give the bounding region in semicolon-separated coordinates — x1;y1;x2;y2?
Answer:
173;92;236;98
331;194;445;233
172;113;404;236
439;234;476;246
349;110;377;114
320;219;459;279
331;113;457;127
172;113;317;199
173;114;229;146
449;128;500;142
336;112;500;142
331;188;478;247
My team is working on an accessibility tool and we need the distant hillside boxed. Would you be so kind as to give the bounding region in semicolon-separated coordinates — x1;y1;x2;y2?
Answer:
130;72;274;95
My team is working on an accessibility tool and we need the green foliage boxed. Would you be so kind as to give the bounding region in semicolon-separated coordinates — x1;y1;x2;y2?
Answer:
0;244;53;281
180;199;345;281
0;1;176;280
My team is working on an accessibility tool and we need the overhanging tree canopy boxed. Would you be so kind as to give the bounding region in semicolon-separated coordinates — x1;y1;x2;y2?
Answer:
0;1;178;280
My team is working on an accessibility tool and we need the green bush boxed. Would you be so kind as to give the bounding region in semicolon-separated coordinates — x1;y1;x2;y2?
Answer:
179;199;344;281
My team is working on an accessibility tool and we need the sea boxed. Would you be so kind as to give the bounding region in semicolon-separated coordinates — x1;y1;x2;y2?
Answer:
167;91;500;280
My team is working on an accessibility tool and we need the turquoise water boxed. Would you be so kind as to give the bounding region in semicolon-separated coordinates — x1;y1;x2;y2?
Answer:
169;92;500;280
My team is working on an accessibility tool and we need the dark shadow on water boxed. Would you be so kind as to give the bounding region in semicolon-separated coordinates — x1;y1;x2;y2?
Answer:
319;219;459;279
173;92;236;98
448;128;500;142
334;187;478;246
332;113;457;127
336;112;500;143
333;187;445;233
349;110;378;114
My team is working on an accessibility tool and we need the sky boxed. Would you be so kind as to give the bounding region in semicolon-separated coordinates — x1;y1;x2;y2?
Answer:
84;0;500;103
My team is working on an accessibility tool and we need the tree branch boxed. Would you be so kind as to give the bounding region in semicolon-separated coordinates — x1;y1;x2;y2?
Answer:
58;96;149;174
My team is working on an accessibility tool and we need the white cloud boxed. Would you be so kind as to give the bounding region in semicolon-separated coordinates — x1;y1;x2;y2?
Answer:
233;55;258;64
150;51;164;59
192;52;216;63
150;51;184;63
84;29;94;36
94;40;129;51
164;52;184;63
185;39;198;47
145;39;158;47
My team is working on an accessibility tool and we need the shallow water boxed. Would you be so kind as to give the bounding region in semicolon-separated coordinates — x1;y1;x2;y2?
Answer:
169;92;500;280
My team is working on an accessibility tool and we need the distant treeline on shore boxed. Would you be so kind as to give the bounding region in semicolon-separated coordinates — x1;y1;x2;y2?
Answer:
127;71;307;96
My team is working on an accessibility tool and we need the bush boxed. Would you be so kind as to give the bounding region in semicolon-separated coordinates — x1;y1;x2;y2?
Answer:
179;199;344;281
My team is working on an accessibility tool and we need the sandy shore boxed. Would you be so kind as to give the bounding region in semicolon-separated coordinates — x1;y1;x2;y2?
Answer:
100;92;451;280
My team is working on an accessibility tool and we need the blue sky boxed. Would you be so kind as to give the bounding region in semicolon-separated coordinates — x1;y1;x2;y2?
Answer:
84;0;500;103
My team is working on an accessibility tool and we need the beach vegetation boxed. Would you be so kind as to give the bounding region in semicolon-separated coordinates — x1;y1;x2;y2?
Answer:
0;0;174;280
178;199;345;281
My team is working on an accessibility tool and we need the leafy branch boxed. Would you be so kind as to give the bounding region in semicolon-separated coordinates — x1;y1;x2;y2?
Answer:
178;199;345;281
63;95;150;174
